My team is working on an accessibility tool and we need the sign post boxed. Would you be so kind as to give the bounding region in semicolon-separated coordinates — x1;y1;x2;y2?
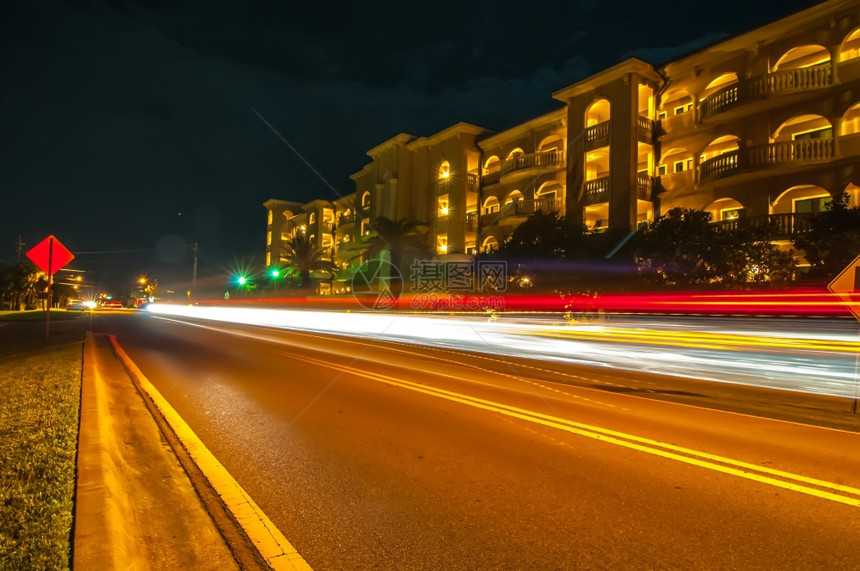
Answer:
828;254;860;414
25;235;75;338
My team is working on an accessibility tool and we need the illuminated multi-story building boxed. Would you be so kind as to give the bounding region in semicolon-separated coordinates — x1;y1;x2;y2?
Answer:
266;0;860;294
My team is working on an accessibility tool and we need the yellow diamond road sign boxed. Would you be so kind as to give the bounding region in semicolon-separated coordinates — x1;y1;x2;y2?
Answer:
828;254;860;321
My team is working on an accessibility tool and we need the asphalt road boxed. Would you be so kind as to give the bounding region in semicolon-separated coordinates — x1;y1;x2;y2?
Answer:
86;312;860;569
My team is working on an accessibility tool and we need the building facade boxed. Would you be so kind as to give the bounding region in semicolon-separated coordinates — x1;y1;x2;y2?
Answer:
266;0;860;294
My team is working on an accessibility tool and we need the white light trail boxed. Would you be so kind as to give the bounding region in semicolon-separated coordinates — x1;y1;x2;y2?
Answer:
144;304;859;399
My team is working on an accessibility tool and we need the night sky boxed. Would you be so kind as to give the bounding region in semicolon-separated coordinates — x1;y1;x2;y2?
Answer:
1;0;816;292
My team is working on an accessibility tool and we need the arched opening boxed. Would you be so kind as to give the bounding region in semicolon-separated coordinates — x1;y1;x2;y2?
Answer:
658;147;692;175
361;191;371;207
535;181;562;199
483;196;500;215
505;190;524;204
842;102;860;135
505;148;524;160
840;28;860;61
770;185;830;215
309;212;316;224
538;135;563;152
585;98;611;127
773;115;832;141
438;160;451;180
700;135;741;161
774;45;830;70
701;73;738;100
483;155;501;174
842;183;860;207
659;89;692;119
481;236;499;253
705;197;746;222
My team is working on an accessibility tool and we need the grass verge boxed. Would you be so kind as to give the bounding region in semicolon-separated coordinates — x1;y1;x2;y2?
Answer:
0;342;82;570
0;310;89;322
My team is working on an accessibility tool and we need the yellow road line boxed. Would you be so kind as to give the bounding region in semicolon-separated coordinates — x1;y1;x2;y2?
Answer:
279;349;860;508
110;336;312;571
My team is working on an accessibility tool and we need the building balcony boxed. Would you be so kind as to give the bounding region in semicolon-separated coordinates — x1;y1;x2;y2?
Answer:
338;213;356;226
637;116;654;144
583;176;609;205
699;139;834;184
466;212;478;232
499;149;564;180
700;63;833;121
584;121;610;151
636;174;654;201
481;170;501;186
499;196;563;220
714;212;814;239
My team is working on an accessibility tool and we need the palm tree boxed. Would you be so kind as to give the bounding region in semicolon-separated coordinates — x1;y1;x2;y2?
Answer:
280;233;338;294
352;217;431;296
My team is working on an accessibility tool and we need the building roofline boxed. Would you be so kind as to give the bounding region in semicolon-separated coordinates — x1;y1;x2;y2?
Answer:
552;58;662;101
477;108;565;150
406;122;489;150
660;0;844;72
366;133;416;157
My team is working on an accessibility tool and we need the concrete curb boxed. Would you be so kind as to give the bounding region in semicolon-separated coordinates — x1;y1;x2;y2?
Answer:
107;334;312;571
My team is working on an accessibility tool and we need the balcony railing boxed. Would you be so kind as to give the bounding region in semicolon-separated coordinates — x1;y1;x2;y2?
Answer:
584;176;609;205
500;149;564;176
466;173;479;188
701;63;833;120
749;63;832;97
482;169;501;186
747;139;833;167
466;211;478;231
636;174;654;201
700;84;739;120
637;116;654;143
714;213;814;238
699;139;833;184
700;150;740;182
338;213;356;225
585;121;610;150
499;197;563;219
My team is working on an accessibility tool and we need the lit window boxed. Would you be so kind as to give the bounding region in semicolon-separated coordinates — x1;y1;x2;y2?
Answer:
657;111;667;120
438;161;451;180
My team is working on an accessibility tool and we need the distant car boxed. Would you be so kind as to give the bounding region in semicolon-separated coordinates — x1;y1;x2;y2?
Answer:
102;300;124;309
66;300;86;311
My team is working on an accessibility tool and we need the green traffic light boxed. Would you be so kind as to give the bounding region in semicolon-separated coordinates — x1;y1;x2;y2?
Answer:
271;269;280;278
237;276;247;285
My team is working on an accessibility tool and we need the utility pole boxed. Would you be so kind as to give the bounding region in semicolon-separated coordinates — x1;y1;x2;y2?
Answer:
191;242;198;287
14;235;25;265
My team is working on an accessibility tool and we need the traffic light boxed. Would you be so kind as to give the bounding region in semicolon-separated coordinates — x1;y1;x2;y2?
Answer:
237;275;247;286
270;268;280;278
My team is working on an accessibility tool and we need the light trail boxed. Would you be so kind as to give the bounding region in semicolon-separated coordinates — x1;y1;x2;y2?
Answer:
144;304;859;399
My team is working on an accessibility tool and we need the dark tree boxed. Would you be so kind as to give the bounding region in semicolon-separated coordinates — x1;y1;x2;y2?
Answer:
634;207;795;288
793;192;860;282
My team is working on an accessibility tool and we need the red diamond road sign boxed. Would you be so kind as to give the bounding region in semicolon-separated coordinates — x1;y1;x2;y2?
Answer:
26;235;75;276
827;254;860;321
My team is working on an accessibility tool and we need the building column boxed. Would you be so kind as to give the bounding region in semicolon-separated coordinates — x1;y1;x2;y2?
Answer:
830;44;840;84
